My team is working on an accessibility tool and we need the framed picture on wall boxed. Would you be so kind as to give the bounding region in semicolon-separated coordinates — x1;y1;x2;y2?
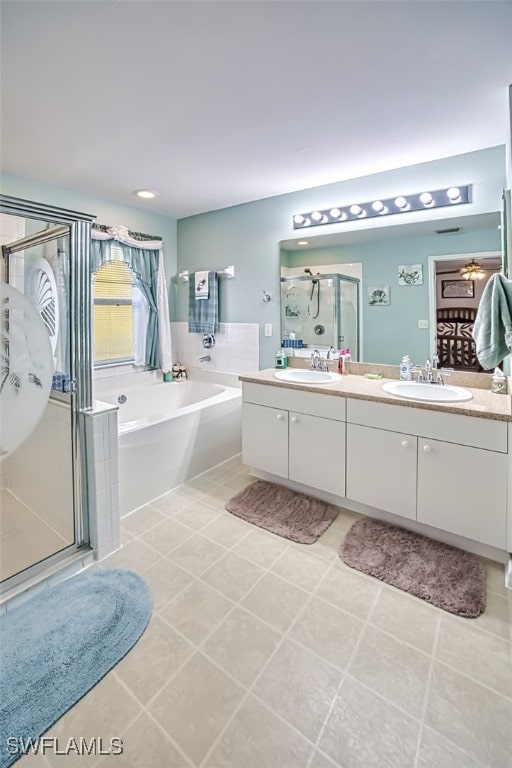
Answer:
441;279;475;299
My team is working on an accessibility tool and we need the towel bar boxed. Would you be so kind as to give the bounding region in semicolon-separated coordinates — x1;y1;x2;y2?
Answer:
178;265;234;281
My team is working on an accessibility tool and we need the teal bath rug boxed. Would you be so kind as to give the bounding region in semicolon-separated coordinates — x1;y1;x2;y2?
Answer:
0;569;152;767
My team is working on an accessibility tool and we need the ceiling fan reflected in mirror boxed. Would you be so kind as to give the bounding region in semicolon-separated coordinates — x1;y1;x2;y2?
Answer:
459;259;486;280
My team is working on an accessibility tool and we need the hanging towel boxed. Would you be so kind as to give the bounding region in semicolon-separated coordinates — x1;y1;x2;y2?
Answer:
195;270;209;300
188;271;219;334
473;273;512;369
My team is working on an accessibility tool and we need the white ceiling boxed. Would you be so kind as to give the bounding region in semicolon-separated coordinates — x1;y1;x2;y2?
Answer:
1;1;511;220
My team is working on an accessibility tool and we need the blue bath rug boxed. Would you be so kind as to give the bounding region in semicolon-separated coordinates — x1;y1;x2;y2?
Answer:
0;568;152;768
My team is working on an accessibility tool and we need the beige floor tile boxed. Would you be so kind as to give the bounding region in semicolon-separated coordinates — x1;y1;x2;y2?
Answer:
202;483;238;505
204;694;313;768
93;711;192;767
200;514;251;548
485;559;508;597
200;551;265;602
348;625;431;719
425;662;512;768
240;572;309;633
222;475;257;492
176;481;207;501
50;673;141;757
171;501;222;532
436;614;512;698
306;527;344;562
329;508;361;536
149;490;194;516
167;534;227;577
309;751;341;768
232;528;290;569
473;592;511;641
270;547;331;592
202;465;240;484
138;517;194;556
253;639;342;742
416;726;482;768
121;506;167;537
288;597;363;670
115;615;193;705
148;652;245;766
199;493;229;512
101;539;161;573
183;474;222;495
315;563;380;619
160;580;234;644
319;676;420;768
140;559;194;611
202;606;281;686
369;585;439;654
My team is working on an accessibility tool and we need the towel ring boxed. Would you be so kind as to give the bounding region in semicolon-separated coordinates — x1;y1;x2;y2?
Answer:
202;334;216;349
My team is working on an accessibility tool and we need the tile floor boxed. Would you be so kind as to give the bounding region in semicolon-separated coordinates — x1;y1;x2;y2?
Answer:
16;455;512;768
0;489;70;583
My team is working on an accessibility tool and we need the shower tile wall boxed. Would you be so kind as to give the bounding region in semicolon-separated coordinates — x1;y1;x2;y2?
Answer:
83;405;121;561
173;322;260;374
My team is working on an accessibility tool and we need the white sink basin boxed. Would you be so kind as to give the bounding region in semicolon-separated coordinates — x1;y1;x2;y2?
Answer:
274;369;342;384
382;380;473;403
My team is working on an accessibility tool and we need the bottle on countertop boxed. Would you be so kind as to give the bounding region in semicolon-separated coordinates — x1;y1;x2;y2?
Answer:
275;348;288;369
491;367;507;394
399;355;412;381
338;348;351;375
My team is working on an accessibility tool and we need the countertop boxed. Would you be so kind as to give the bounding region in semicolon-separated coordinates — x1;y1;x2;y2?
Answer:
238;368;512;422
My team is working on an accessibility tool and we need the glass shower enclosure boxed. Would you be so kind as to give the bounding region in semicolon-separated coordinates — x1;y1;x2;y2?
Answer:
280;273;360;357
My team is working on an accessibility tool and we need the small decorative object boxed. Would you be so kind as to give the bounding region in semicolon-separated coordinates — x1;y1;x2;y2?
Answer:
262;290;271;303
398;264;423;286
275;349;288;369
368;285;390;306
491;367;507;394
441;279;475;299
163;371;173;382
172;363;187;381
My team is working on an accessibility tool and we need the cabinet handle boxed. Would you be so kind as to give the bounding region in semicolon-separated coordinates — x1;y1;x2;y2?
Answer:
401;440;410;449
276;414;284;421
422;444;432;453
291;416;298;423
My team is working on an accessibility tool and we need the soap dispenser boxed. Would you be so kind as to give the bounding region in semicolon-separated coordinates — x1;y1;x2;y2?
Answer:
491;367;507;394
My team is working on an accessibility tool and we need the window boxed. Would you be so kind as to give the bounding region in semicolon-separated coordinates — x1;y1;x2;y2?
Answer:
93;257;135;365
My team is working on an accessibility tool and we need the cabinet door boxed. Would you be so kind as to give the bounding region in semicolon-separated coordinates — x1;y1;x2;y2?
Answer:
346;424;417;519
289;412;345;497
417;438;507;548
242;403;288;478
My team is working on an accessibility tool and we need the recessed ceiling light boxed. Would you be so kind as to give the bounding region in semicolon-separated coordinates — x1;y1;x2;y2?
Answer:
134;189;158;199
298;240;309;246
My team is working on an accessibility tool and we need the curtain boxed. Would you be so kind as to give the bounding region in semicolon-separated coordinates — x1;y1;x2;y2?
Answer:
91;226;172;370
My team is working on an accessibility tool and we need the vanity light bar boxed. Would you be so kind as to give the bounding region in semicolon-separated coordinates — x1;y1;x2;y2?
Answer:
292;185;471;230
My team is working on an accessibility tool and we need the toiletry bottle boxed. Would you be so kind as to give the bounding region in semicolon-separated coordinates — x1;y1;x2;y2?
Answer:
275;349;288;369
491;367;507;394
338;348;351;375
399;355;412;381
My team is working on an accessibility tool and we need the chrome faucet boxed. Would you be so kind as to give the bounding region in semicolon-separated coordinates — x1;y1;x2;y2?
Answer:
309;349;329;372
327;346;337;360
416;356;453;385
199;355;211;362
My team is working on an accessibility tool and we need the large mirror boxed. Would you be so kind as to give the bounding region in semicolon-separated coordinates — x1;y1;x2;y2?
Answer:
280;211;502;368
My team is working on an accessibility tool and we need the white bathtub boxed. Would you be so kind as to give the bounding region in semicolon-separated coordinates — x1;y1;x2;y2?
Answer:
95;373;242;516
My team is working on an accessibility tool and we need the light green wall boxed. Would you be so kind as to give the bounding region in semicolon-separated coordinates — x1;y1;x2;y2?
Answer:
0;171;178;315
177;146;506;368
285;227;500;365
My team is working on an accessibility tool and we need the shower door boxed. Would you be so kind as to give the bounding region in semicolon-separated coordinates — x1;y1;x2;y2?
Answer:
1;223;84;587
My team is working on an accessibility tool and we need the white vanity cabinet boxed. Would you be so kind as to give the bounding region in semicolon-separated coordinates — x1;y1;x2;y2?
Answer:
242;383;346;496
346;424;417;519
346;399;508;549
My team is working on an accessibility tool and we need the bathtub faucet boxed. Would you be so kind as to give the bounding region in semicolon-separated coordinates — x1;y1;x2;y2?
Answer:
199;355;211;362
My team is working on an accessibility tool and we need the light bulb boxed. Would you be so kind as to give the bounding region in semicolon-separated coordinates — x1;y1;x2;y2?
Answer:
447;187;461;202
371;201;384;212
311;211;323;222
293;214;305;225
297;240;308;246
330;208;341;219
419;192;433;206
395;196;409;210
338;211;347;221
350;204;364;217
321;215;329;224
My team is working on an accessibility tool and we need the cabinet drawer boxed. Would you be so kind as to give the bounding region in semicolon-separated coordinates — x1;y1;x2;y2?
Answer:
243;382;346;421
346;398;507;453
